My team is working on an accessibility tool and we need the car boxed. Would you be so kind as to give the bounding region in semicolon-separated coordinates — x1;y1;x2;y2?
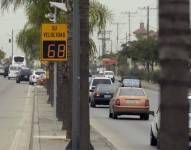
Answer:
150;95;191;148
8;65;20;80
0;65;4;76
104;71;115;82
16;68;32;83
89;77;113;100
3;65;10;78
109;87;150;120
121;79;142;88
29;69;45;85
90;84;116;107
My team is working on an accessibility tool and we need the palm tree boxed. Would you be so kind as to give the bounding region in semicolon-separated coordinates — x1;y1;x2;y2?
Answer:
159;0;190;149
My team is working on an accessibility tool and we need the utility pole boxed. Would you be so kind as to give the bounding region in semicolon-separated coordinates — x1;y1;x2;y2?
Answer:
138;6;157;39
9;29;14;59
98;30;111;56
112;22;125;50
122;11;137;42
11;29;13;59
53;7;57;117
147;6;149;39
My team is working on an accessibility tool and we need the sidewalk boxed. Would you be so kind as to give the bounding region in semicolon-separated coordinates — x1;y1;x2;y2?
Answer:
32;86;117;150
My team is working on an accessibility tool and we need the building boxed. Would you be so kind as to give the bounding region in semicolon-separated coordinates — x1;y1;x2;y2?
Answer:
133;22;157;39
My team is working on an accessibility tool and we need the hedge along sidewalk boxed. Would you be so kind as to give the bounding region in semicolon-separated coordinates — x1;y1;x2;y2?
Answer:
32;85;117;150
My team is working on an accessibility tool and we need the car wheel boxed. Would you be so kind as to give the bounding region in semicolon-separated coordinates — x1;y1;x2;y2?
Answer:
113;112;118;119
90;101;96;108
144;113;149;120
140;114;144;120
8;77;10;80
150;129;157;146
109;109;112;118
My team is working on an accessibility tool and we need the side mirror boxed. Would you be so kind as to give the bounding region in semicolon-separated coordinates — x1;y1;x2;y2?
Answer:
149;110;155;116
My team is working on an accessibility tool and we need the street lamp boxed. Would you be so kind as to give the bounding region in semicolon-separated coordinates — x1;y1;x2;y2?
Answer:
8;29;14;60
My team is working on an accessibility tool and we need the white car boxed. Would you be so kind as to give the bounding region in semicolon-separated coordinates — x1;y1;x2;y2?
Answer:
150;95;191;147
0;65;4;76
29;69;45;85
104;71;115;82
89;76;113;100
8;65;20;79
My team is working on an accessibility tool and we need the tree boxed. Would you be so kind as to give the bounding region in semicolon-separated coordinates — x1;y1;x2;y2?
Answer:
159;0;190;149
0;49;5;60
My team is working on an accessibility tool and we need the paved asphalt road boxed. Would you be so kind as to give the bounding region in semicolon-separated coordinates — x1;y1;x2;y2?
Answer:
90;86;160;150
0;77;33;150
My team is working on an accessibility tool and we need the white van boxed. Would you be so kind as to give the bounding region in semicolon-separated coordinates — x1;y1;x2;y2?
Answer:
8;65;20;80
12;55;26;67
104;70;115;82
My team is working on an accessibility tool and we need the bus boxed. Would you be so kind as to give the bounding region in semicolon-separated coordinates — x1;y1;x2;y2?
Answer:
12;55;26;67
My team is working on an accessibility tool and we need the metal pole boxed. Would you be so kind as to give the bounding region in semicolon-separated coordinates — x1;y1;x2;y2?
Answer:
72;0;80;149
128;12;131;41
147;6;150;39
53;7;57;112
12;29;13;59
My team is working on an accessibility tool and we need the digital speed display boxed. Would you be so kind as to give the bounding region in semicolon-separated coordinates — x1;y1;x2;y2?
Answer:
41;24;67;61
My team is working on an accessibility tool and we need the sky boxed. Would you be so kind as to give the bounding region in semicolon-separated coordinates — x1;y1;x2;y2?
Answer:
0;0;158;57
0;7;27;57
96;0;158;54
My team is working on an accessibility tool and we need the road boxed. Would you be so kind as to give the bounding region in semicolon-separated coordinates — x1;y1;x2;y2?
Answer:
0;77;34;150
90;87;160;150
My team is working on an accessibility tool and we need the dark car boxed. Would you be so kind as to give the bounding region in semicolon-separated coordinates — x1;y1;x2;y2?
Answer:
4;65;10;78
16;68;32;83
121;79;142;88
90;84;116;107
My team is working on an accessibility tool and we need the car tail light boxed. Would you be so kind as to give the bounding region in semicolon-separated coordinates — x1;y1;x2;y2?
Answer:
145;99;149;107
115;99;120;106
95;91;100;97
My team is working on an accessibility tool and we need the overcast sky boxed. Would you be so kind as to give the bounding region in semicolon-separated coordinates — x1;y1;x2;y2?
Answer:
0;7;27;57
0;0;158;57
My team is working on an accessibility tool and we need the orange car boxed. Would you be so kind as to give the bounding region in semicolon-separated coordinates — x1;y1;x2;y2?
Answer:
109;87;150;120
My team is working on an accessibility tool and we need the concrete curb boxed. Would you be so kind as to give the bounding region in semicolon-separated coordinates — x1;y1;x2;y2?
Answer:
91;127;117;150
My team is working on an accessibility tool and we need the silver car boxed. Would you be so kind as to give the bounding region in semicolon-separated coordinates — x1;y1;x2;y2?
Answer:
150;96;191;147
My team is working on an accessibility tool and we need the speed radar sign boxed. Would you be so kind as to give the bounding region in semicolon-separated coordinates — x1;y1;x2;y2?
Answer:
41;24;68;61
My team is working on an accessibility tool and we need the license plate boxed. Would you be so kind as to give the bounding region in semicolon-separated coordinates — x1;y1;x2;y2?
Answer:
104;95;111;98
24;76;28;78
127;100;138;104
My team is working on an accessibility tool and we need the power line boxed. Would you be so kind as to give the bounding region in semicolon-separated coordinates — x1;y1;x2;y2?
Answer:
138;6;157;38
112;22;125;50
121;11;137;42
98;30;111;56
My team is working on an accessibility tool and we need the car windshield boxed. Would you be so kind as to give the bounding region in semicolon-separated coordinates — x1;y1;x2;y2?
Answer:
21;69;31;75
92;79;111;86
119;88;145;96
96;85;114;93
35;72;45;75
14;57;24;62
123;79;140;87
104;72;113;75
